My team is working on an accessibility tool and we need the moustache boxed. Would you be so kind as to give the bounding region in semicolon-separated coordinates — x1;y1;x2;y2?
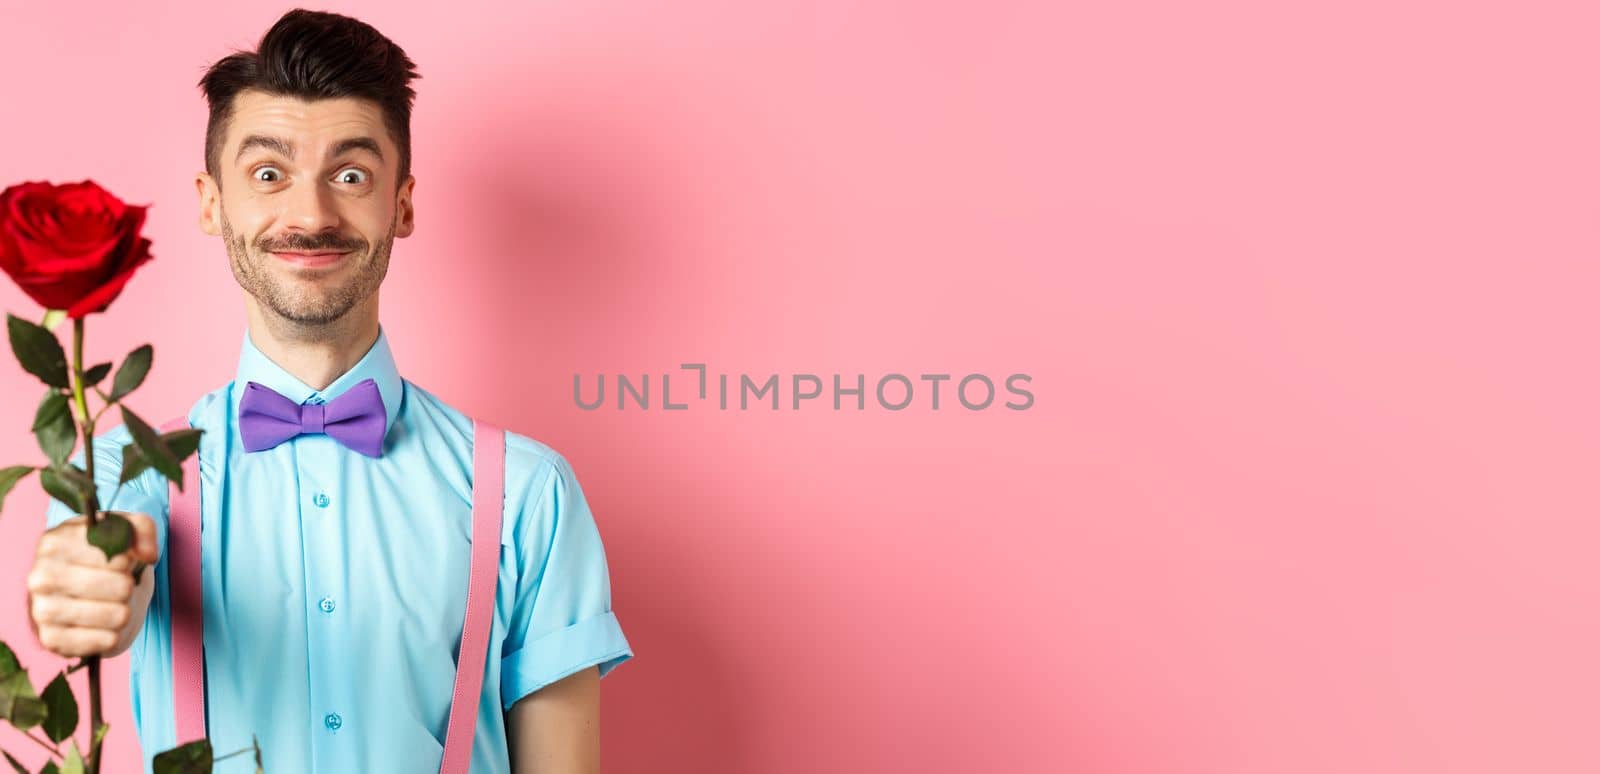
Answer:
258;235;365;253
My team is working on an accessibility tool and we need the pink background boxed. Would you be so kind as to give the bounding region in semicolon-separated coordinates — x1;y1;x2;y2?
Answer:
2;1;1597;772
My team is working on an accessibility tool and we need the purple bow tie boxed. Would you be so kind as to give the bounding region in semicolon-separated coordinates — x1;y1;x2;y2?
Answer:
238;377;387;457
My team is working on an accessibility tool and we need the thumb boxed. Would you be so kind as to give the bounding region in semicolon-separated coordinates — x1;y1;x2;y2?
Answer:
121;512;161;564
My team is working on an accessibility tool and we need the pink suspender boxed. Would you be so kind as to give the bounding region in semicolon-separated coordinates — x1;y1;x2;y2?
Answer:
161;416;505;773
441;420;504;772
161;417;206;750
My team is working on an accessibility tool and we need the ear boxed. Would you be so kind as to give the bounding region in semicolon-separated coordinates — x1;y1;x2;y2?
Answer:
195;172;222;236
395;174;415;239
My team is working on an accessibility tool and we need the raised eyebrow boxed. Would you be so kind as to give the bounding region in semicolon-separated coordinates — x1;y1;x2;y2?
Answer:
329;137;384;162
234;134;295;163
233;136;383;164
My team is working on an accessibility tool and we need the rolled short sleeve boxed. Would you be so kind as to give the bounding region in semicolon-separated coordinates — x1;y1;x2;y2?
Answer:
44;423;169;558
499;451;632;711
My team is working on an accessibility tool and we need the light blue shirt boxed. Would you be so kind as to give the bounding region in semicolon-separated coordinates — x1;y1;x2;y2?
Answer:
46;325;633;773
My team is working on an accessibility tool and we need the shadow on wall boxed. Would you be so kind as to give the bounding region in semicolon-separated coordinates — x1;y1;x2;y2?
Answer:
445;70;756;771
450;93;673;406
601;545;755;772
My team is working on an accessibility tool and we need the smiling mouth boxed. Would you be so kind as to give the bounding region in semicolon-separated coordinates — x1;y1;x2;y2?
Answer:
270;250;352;268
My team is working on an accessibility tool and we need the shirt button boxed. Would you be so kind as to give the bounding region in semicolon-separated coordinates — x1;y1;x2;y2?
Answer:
324;712;342;731
313;492;331;508
319;596;335;613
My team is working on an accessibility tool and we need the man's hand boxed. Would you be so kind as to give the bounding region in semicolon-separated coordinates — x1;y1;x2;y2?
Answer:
26;512;160;658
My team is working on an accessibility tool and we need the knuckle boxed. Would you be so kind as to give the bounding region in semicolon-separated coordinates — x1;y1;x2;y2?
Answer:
30;594;57;623
109;575;134;601
46;518;85;540
25;567;53;595
109;605;131;630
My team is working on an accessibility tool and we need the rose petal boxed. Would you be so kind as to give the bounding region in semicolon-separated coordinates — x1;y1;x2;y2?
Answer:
65;236;154;318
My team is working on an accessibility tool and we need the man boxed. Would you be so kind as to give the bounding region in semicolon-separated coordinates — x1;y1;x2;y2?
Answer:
22;8;632;773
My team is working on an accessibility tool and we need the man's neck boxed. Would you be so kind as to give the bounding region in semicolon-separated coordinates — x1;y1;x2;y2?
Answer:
244;300;381;392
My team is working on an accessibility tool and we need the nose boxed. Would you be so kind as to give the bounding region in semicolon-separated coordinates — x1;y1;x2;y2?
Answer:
281;175;341;235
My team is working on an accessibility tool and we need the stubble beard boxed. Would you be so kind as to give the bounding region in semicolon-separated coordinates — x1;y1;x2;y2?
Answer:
221;208;395;328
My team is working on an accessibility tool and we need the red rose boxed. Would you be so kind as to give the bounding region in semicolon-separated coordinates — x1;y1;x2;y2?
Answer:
0;180;155;318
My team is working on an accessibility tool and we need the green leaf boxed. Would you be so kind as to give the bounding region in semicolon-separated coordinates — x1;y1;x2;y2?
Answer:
108;344;153;403
6;314;69;390
164;429;203;463
1;750;27;774
0;466;36;518
152;738;212;774
0;667;27;703
122;408;181;490
86;513;133;562
58;742;82;774
121;425;201;486
39;673;76;744
8;696;45;730
0;670;43;730
32;392;75;467
0;643;19;678
86;725;109;774
38;467;88;515
30;392;70;433
119;443;151;486
40;310;65;332
82;362;112;390
121;429;201;488
42;760;61;774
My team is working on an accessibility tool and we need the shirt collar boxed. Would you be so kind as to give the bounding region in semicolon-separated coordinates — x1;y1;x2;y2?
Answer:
230;324;404;441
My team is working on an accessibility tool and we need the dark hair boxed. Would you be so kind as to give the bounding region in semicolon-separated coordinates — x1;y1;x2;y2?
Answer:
198;9;420;186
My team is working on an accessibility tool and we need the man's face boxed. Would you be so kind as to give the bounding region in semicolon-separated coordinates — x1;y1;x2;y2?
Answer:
196;89;415;327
